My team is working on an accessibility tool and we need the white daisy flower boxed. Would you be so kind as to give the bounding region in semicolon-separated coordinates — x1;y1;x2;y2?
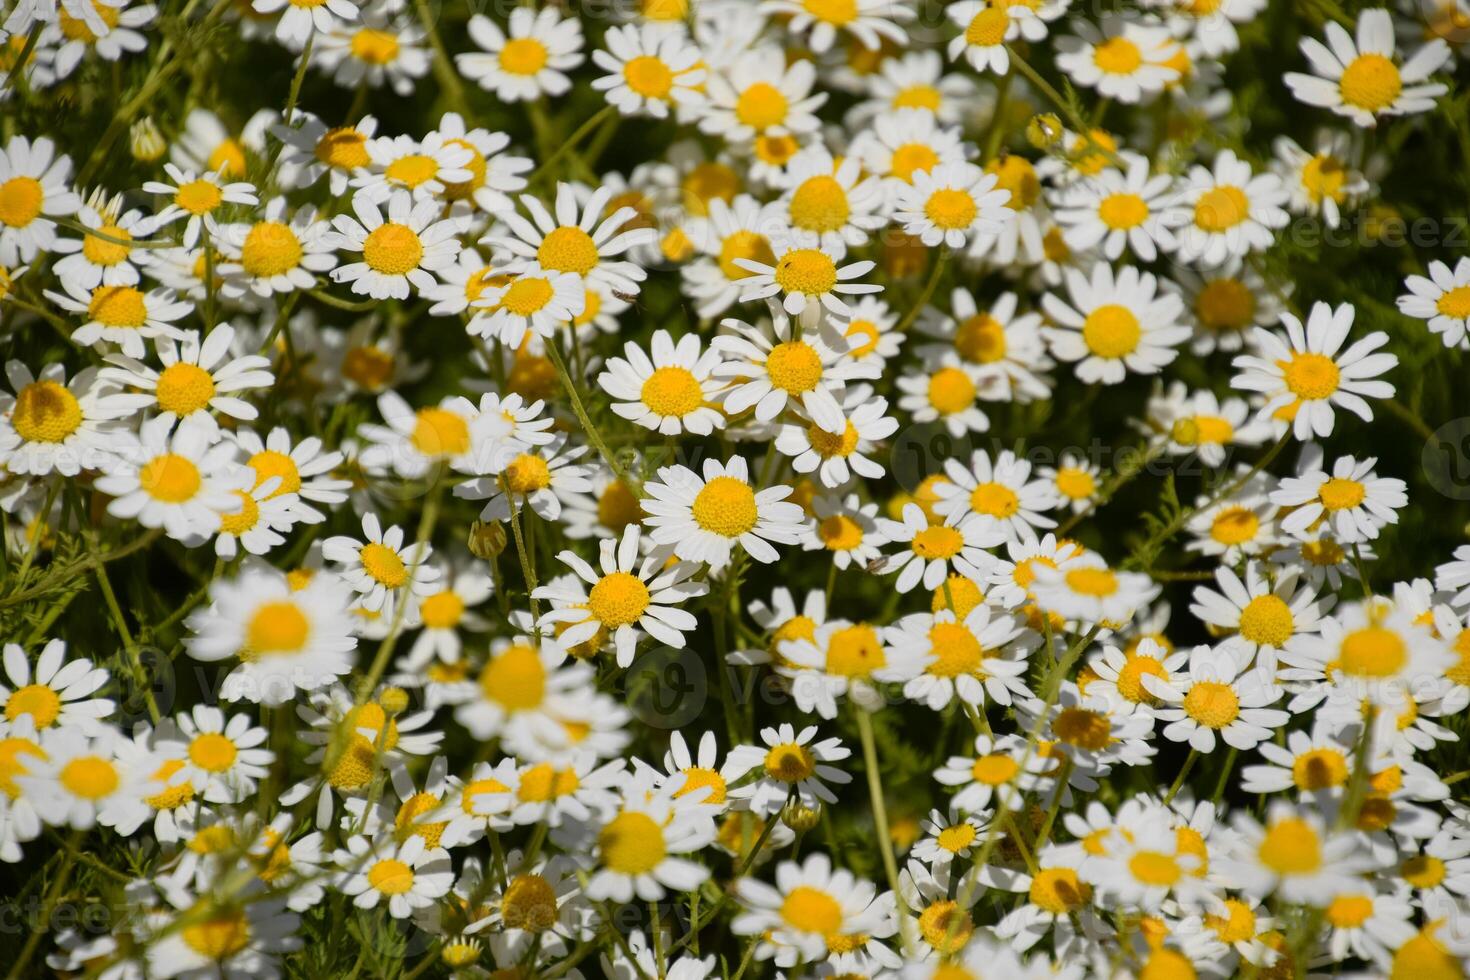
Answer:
19;726;156;833
1041;261;1190;385
592;23;706;119
732;852;883;964
272;112;379;196
491;182;655;297
140;163;258;248
1284;7;1450;127
1086;638;1188;711
311;14;431;96
893;161;1014;248
1055;15;1181;103
876;504;1003;594
432;111;532;216
51;195;151;289
895;355;993;437
700;44;826;142
403;560;494;669
776;383;897;489
357;391;484;479
1190;564;1328;665
155;704;272;804
336;834;453;919
1143;381;1271;468
229;426;351;525
352;131;474;205
211;473;300;560
777;619;923;718
850;108;966;188
1052;152;1185;262
641;455;806;570
93;416;244;544
725;723;853;816
0;361;128;476
583;771;715;902
946;0;1037;74
1217;802;1375;902
1240;721;1358;796
800;493;888;571
1280;601;1454;710
46;279;191;358
1172;257;1288;355
1039;452;1102;515
1168;149;1290;267
774;144;886;257
534;524;707;668
1270;451;1407;543
145;889;301;979
322;511;440;618
169;106;267;180
757;0;912;53
252;0;357;44
680;193;783;318
1145;643;1288;752
917;289;1053;403
890;604;1035;711
471;264;586;349
99;323;273;437
184;564;358;705
327;192;463;300
216;197;337;299
1271;131;1369;229
0;639;113;735
933;449;1059;545
598;328;727;436
1029;555;1160;626
934;732;1047;813
457;8;585;102
452;632;592;746
454;433;593;523
735;236;881;323
1398;256;1470;350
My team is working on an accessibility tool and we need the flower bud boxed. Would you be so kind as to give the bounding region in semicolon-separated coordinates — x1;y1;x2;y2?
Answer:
1027;113;1064;150
468;519;507;559
130;117;166;164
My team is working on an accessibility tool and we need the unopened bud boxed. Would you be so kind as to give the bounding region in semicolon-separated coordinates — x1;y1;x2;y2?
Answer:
467;519;507;559
1027;113;1063;150
130;117;166;163
782;801;821;832
378;686;410;716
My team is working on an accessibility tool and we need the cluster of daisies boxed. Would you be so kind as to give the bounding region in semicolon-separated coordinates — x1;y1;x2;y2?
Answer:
1;0;1470;976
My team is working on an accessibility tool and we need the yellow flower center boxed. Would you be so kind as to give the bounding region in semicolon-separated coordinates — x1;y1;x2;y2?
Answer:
588;572;652;629
1431;284;1470;320
818;514;864;551
782;885;844;933
1205;899;1256;944
175;180;223;216
924;188;977;230
368;858;415;895
248;450;301;496
755;133;800;167
5;684;61;727
1318;477;1365;511
1055;467;1096;501
81;223;132;267
1030;867;1090;915
183;911;251;959
623;55;674;99
1196;277;1255;332
499;37;549;75
0;177;44;228
219;490;260;537
496;276;555;317
1257;817;1322;874
691;475;759;537
675;766;726;804
480;644;546;710
789;176;851;234
927;366;976;415
969;482;1018;518
1210;506;1259;545
12;381;83;444
410;407;471;457
1339;54;1402;111
501;453;551;495
912;525;964;559
892;83;942;111
1281;351;1341;400
60;755;118;800
1183;680;1240;728
716;230;773;281
1238;594;1294;646
807;420;859;458
189;732;238;773
363;222;424;275
1093;36;1143;74
825;623;885;677
918;900;972;953
499;872;558;931
1081;304;1142;358
802;0;856;24
766;340;824;393
937;822;976;852
240;222;303;278
1326;894;1374;928
143;758;192;809
1301;155;1348;204
764;742;816;782
1292;747;1349;791
927;621;983;677
970;752;1020;786
419;590;465;630
890;143;939;182
1301;537;1346;567
965;7;1010;46
139;453;202;503
1099;192;1149;230
245;601;310;657
316;127;370;170
1339;626;1407;678
342;346;395;391
393;791;447;848
1054;706;1112;750
207;138;246;178
1065;567;1118;597
1129;851;1182;886
638;365;703;417
88;285;147;327
1194;186;1250;232
361;542;408;588
735;82;789;130
537;226;599;275
351;29;400;65
1403;854;1447;889
599;811;667;874
155;362;216;417
1115;655;1166;704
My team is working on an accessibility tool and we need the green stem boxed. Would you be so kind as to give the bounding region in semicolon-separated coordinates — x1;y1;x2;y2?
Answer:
854;707;912;948
894;247;948;334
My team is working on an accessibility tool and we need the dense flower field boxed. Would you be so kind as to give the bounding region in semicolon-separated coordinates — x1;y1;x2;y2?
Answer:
2;0;1470;976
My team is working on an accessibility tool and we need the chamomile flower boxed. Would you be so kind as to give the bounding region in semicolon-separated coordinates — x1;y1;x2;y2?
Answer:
457;8;584;102
216;197;337;299
1190;565;1328;665
1169;150;1290;267
42;1;155;83
52;195;150;289
352;132;473;205
336;834;453;918
851;108;966;187
732;852;881;963
778;619;923;717
470;265;585;349
0;639;113;735
680;194;783;317
454;434;593;523
583;772;715;902
1285;8;1450;127
145;889;301;980
229;426;352;524
895;356;992;437
1052;152;1185;261
452;634;592;745
933;449;1059;545
1039;453;1102;515
534;525;707;668
184;564;358;705
1269;452;1408;543
491;182;655;297
141;164;258;248
156;705;272;804
169;107;268;180
357;391;483;479
758;0;912;53
877;504;1003;593
404;561;494;669
890;604;1036;710
946;0;1033;74
1029;555;1159;626
776;384;897;488
1041;261;1190;385
327;193;464;300
1173;258;1286;355
801;493;888;570
735;237;881;321
1145;643;1289;752
19;727;155;832
312;14;431;95
1086;639;1188;710
94;416;244;543
917;289;1053;403
0;361;127;476
99;324;273;437
592;24;706;119
1143;382;1270;468
322;512;440;616
893;161;1013;248
272;112;378;196
1280;601;1454;709
1271;132;1369;228
1217;802;1375;902
252;0;357;44
1240;721;1358;796
776;145;886;256
47;279;191;357
1055;16;1181;103
598;328;727;436
1399;257;1470;349
725;723;853;816
934;732;1046;812
642;456;806;569
701;45;826;141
